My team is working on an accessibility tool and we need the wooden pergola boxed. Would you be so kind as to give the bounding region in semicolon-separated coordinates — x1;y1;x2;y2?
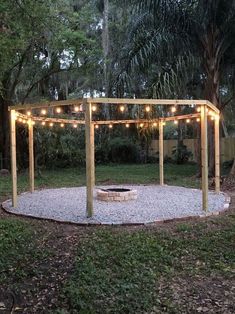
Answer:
9;98;220;217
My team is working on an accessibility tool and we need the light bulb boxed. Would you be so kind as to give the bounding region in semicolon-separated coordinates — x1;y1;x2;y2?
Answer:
60;123;64;128
18;118;23;122
73;124;78;128
41;109;47;115
140;123;144;127
125;123;130;128
74;106;79;112
174;120;178;125
41;121;46;126
56;107;61;113
171;106;176;113
197;107;201;112
109;124;113;129
32;121;35;125
95;124;99;129
153;122;157;127
120;105;125;112
186;119;191;123
92;105;97;112
49;122;53;127
145;106;151;112
196;118;200;122
162;122;166;126
27;111;31;116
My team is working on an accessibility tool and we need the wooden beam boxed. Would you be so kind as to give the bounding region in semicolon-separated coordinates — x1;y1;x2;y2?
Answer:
201;105;208;211
10;110;17;207
206;101;220;114
159;120;164;186
214;115;220;193
28;119;34;192
161;113;200;122
89;98;209;105
9;98;84;111
85;101;94;217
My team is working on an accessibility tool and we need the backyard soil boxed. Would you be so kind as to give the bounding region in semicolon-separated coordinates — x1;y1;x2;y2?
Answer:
0;191;234;314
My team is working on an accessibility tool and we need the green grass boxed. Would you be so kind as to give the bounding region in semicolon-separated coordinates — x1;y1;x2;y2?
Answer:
63;219;235;313
0;219;46;284
0;163;199;200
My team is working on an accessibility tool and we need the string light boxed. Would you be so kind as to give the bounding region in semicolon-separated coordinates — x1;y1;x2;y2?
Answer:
60;123;64;128
171;106;176;113
18;118;23;122
73;124;78;128
145;106;151;112
109;124;113;129
211;116;215;121
49;122;54;127
120;105;125;112
125;123;130;128
196;118;200;122
92;105;97;112
27;111;31;116
74;106;79;112
41;121;46;126
32;121;36;125
174;120;178;125
140;123;144;127
41;109;47;115
197;107;201;112
186;119;191;123
153;122;158;127
22;119;26;124
56;107;62;113
162;122;166;126
95;124;99;129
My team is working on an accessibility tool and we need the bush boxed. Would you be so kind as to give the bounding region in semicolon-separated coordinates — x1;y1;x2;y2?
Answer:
172;141;193;164
108;137;139;163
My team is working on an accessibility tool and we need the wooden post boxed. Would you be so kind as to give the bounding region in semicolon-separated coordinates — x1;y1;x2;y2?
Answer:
28;119;34;192
159;120;164;186
201;105;208;211
85;102;95;217
10;110;17;207
214;115;220;193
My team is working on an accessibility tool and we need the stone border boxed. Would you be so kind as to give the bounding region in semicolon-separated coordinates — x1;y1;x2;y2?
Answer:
1;191;231;226
97;189;137;202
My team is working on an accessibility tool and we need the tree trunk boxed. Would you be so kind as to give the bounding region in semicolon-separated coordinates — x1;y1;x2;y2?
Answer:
0;96;11;169
230;159;235;176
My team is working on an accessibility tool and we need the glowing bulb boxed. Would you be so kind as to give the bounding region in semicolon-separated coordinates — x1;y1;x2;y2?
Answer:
49;122;54;127
140;123;144;127
186;119;191;123
211;116;215;121
197;107;201;112
109;124;113;129
120;105;125;112
27;111;31;116
74;106;79;112
215;114;220;121
125;123;130;128
171;106;176;113
174;120;178;125
60;123;64;128
41;109;47;115
153;122;158;127
92;105;97;112
95;124;99;129
32;121;35;125
73;124;78;128
41;121;46;126
22;119;26;124
18;118;23;122
56;107;61;113
196;118;200;122
162;122;166;126
145;106;151;112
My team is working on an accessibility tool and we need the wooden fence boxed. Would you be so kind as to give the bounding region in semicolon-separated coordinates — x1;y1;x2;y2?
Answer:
150;137;235;163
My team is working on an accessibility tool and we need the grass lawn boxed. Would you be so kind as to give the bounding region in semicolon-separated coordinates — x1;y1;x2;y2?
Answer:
0;163;234;313
0;163;199;200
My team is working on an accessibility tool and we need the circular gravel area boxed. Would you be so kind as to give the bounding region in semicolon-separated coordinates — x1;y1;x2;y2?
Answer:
2;185;229;225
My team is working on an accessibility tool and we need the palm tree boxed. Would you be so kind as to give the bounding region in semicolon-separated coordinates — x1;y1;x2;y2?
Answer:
120;0;235;176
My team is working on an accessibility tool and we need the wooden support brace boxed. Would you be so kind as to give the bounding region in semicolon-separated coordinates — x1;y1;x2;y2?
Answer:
10;110;17;207
28;119;34;192
201;105;208;211
214;115;220;193
159;120;164;186
85;102;95;217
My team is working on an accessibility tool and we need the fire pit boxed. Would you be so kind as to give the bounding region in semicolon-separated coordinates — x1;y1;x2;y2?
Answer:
97;187;137;202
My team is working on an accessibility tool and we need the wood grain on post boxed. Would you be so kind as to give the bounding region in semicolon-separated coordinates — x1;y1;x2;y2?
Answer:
85;102;94;217
28;119;34;192
201;105;208;211
214;115;220;193
10;110;17;207
159;120;164;186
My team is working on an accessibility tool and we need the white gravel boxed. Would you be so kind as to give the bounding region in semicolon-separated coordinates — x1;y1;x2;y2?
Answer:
2;185;227;225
